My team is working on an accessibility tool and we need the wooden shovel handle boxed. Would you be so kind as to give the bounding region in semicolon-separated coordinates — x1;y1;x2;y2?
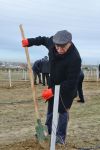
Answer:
19;24;39;119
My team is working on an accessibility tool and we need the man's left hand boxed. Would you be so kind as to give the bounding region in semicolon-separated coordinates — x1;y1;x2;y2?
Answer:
42;88;53;101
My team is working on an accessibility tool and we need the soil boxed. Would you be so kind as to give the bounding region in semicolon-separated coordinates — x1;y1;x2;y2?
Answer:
0;81;100;150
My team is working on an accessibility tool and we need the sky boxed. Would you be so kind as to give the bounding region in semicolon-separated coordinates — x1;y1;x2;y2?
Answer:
0;0;100;65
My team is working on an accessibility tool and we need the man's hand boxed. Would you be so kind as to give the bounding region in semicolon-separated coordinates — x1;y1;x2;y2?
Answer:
42;88;53;101
22;39;29;47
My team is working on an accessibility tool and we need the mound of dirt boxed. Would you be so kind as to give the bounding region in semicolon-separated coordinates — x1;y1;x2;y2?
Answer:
0;138;78;150
0;138;48;150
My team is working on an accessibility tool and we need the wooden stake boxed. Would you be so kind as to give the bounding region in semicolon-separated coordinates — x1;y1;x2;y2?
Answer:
8;69;12;87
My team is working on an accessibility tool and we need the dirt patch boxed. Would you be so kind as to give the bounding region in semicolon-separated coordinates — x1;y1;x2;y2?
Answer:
0;81;100;149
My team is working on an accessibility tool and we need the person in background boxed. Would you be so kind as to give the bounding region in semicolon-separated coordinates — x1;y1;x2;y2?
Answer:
22;30;81;144
99;64;100;78
41;56;50;86
77;70;85;103
32;59;42;85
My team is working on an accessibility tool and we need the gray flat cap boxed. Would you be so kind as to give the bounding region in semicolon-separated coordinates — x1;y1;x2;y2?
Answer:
53;30;72;45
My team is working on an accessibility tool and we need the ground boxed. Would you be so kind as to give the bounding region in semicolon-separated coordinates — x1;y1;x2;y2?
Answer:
0;81;100;150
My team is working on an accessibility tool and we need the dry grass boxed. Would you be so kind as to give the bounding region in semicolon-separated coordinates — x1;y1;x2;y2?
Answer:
0;81;100;150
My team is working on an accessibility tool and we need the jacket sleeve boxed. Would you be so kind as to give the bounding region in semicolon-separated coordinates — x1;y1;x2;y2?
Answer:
27;36;50;48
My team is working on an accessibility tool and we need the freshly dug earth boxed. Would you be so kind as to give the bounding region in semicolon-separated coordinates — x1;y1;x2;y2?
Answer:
0;81;100;150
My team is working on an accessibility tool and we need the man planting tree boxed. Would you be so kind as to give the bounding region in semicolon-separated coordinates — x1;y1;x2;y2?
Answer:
22;30;81;144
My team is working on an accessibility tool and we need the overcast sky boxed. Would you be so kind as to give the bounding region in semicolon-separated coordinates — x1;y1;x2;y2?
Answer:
0;0;100;65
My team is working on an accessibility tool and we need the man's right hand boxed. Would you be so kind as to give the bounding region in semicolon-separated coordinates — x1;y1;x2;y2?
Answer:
22;39;29;47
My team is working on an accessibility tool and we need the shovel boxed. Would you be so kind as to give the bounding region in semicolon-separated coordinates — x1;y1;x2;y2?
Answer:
19;24;48;142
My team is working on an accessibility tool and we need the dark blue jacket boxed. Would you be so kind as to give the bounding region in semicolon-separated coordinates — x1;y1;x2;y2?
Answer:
32;59;42;73
78;70;84;83
28;36;81;112
41;57;50;73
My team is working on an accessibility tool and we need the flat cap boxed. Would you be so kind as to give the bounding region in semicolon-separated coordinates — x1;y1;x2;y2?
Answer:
53;30;72;45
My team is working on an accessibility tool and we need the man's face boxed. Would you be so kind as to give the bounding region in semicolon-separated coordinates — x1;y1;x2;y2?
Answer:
55;44;68;55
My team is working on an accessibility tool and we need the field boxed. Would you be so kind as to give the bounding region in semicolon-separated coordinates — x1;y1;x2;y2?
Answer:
0;81;100;150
